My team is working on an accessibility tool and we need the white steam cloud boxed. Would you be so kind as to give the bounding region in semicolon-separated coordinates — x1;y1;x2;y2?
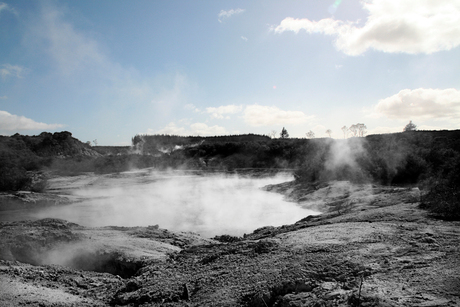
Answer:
31;171;318;237
326;139;364;174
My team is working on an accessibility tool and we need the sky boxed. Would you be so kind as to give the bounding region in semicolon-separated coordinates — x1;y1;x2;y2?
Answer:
0;0;459;145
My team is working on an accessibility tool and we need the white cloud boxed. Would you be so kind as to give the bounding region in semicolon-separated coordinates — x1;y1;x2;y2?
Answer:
30;4;195;116
0;2;8;13
184;104;200;112
373;88;460;120
190;123;227;136
0;95;7;99
313;124;327;137
152;123;187;136
367;126;403;135
0;110;63;132
272;0;460;55
243;105;313;126
206;104;242;119
1;64;26;79
368;123;454;135
416;124;454;131
35;5;109;76
155;122;227;136
218;8;245;23
150;73;189;105
241;36;248;41
273;17;340;35
0;2;17;15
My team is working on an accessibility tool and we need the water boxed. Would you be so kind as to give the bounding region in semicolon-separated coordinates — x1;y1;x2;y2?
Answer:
1;170;319;237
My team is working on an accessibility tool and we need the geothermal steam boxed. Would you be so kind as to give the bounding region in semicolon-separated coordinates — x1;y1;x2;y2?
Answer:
32;172;317;237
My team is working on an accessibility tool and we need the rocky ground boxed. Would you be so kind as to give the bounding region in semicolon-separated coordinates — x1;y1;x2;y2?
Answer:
0;180;459;306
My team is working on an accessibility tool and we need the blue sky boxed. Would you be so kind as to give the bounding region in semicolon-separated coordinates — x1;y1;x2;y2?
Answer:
1;0;459;145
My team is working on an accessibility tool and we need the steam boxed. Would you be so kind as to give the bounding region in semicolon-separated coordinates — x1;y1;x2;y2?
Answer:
39;242;99;268
309;134;420;191
130;136;145;154
323;138;368;182
130;135;204;155
327;139;364;170
32;171;318;237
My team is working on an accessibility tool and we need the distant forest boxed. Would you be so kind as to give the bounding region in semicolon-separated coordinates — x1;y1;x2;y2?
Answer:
1;130;459;218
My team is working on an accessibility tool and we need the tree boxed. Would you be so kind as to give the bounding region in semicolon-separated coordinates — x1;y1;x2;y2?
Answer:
403;120;417;132
341;126;348;139
349;124;367;137
93;139;98;146
280;127;289;138
349;125;358;137
357;123;367;137
306;130;315;139
269;130;277;139
326;129;332;138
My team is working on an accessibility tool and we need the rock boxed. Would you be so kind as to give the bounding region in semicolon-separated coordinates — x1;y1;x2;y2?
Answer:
181;283;191;301
123;280;141;292
320;281;337;291
323;289;350;301
417;298;454;306
420;237;438;244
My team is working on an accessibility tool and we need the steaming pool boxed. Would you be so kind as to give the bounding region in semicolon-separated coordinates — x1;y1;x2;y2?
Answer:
2;170;319;237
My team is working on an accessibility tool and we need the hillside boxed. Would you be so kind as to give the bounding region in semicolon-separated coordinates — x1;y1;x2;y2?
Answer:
0;132;100;191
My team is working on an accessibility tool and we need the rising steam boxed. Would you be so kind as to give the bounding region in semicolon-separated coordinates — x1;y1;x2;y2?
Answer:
323;138;369;182
31;171;318;237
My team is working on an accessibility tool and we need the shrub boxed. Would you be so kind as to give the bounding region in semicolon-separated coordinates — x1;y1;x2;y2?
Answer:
420;159;460;220
421;185;460;220
0;166;31;191
30;177;49;193
391;153;427;185
212;234;243;243
49;157;95;176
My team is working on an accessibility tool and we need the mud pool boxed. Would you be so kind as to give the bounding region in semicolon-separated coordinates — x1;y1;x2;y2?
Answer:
0;170;319;237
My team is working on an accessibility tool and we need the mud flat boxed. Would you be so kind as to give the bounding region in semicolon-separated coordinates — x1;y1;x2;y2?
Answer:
0;170;317;237
1;179;459;306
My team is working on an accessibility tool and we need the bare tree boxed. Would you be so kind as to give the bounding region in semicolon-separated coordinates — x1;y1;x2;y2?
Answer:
93;139;98;146
349;124;367;137
269;130;277;138
280;127;289;138
306;130;315;139
341;126;348;139
326;129;332;138
357;123;367;137
403;120;417;132
349;125;358;137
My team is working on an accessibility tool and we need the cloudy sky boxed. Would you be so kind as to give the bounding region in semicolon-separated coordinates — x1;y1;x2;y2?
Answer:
1;0;459;145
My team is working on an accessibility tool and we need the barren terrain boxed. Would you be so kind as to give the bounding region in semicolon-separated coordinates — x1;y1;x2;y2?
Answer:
0;175;459;306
